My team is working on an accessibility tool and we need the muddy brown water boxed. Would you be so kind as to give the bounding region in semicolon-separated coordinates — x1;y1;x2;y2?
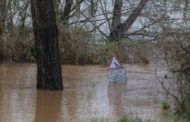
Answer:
0;63;162;122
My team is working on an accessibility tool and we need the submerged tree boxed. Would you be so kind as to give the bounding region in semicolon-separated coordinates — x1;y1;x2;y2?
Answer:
31;0;63;90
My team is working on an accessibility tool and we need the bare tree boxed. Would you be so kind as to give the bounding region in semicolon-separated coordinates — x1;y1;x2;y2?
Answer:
17;0;30;28
111;0;123;32
31;0;63;90
61;0;73;26
109;0;150;41
0;0;7;36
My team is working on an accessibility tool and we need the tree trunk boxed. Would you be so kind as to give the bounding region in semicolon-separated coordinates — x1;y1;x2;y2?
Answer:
61;0;73;26
31;0;63;90
111;0;123;32
0;0;7;36
109;0;150;41
20;0;30;29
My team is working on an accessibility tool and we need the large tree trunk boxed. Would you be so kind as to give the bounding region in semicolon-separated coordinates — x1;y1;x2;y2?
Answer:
111;0;123;32
31;0;63;90
61;0;73;26
109;0;150;41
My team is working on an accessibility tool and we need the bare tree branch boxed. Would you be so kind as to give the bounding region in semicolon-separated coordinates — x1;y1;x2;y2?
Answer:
109;0;150;41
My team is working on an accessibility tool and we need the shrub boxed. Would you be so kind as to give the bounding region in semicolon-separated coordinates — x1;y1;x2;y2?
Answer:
161;100;170;110
59;26;93;64
156;33;190;116
117;116;136;122
184;92;190;115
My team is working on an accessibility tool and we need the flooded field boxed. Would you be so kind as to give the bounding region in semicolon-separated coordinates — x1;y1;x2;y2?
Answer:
0;63;163;122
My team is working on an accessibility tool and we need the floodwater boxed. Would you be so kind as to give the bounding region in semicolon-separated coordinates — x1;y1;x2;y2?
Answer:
0;63;162;122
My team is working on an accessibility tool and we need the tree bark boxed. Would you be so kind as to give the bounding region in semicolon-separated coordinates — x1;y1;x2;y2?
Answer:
61;0;73;26
109;0;150;41
0;0;7;36
111;0;123;32
20;0;30;29
31;0;63;90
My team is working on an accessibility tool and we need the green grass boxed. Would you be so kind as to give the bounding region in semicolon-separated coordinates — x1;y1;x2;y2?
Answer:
117;116;136;122
159;112;190;122
91;114;190;122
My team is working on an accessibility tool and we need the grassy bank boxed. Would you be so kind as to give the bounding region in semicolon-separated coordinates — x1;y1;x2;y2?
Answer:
91;114;190;122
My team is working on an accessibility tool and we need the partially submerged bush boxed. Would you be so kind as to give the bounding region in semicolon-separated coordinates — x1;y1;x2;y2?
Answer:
161;100;170;110
94;41;129;64
0;27;35;62
156;33;190;117
117;116;136;122
58;26;150;65
59;26;93;64
0;24;150;65
184;92;190;115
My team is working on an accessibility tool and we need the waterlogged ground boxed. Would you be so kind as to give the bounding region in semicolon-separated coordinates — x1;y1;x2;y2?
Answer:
0;63;163;122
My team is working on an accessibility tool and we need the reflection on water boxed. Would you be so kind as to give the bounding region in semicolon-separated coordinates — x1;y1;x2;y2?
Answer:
35;91;62;122
0;64;161;122
108;84;127;119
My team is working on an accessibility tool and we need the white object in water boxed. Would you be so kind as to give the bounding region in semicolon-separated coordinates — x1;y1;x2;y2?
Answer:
108;57;127;83
110;57;121;68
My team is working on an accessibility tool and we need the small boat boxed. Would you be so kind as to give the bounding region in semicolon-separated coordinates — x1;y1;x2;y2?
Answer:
108;57;127;83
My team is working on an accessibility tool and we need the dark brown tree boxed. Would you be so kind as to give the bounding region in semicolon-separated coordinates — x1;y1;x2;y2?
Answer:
31;0;63;90
0;0;7;36
61;0;73;26
109;0;150;41
111;0;123;32
19;0;30;28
